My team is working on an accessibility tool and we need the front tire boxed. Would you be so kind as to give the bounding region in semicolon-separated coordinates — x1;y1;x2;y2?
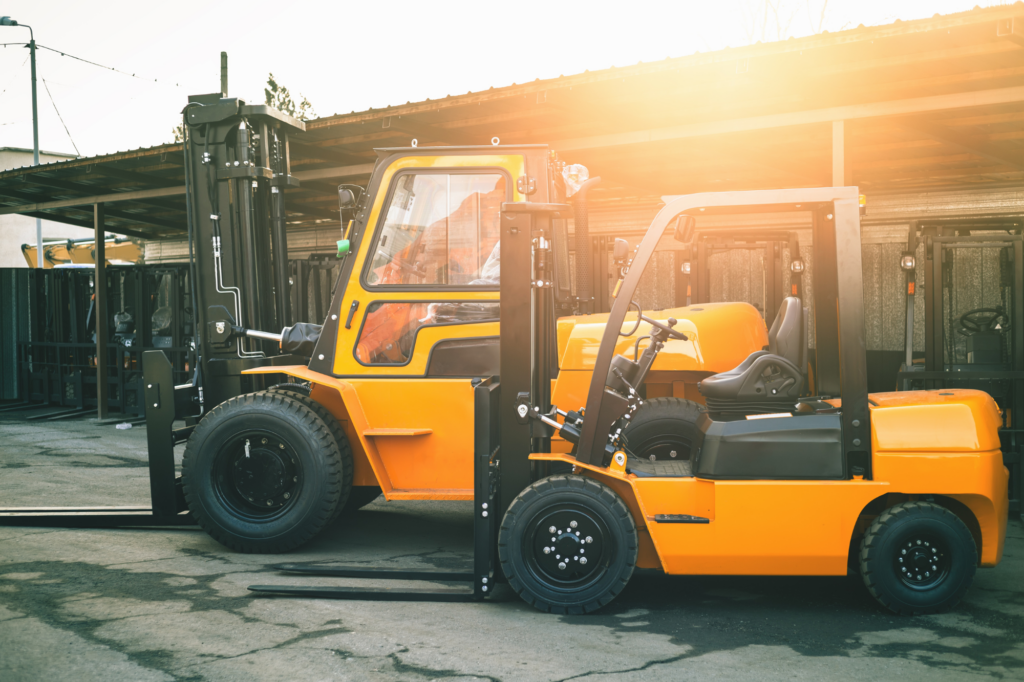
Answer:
622;397;701;460
182;392;345;553
499;475;637;614
859;501;978;615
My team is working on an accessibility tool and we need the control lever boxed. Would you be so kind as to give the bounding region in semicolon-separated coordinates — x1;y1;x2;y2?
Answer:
640;314;688;341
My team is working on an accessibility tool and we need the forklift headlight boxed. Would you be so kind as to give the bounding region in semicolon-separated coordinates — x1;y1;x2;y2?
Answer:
562;164;589;198
900;253;916;271
681;261;691;275
789;259;805;274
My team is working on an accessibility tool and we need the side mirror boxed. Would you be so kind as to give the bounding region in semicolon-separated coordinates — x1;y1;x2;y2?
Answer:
338;187;358;210
613;238;630;262
673;215;696;243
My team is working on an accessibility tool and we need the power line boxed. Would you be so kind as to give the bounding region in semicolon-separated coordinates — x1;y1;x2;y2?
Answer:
41;78;80;156
36;43;182;87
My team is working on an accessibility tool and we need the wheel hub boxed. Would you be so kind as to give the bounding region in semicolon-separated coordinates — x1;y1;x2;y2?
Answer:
531;510;604;585
895;536;948;589
217;435;300;515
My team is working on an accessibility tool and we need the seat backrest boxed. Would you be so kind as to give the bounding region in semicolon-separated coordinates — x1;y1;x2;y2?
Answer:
770;297;805;369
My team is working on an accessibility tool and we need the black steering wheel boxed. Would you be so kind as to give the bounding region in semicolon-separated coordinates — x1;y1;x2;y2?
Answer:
958;308;1010;335
618;301;688;341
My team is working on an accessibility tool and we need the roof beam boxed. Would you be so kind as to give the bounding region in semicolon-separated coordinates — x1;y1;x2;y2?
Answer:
551;85;1024;152
19;211;155;240
898;121;1024;170
90;164;181;188
293;163;376;182
0;185;184;215
290;142;368;166
24;174;184;212
0;162;371;215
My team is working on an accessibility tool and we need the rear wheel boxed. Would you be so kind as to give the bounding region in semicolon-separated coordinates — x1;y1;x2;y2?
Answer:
622;397;701;461
182;392;344;553
499;475;637;614
859;501;977;615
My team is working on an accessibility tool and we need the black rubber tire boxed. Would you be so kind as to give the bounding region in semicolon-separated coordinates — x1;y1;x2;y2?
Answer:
859;501;978;615
262;389;355;523
267;382;312;397
622;397;702;460
182;392;344;553
340;486;383;514
499;475;638;614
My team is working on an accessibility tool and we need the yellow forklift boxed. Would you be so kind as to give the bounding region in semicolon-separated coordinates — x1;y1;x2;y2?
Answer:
0;98;1007;616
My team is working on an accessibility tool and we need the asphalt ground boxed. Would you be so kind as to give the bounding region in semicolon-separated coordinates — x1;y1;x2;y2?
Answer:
1;405;1023;682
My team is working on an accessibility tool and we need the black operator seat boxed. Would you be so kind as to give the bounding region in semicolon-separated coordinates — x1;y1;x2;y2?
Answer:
698;297;808;409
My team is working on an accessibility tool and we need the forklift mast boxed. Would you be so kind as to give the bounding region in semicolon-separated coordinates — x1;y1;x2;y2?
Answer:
181;95;306;410
681;229;804;320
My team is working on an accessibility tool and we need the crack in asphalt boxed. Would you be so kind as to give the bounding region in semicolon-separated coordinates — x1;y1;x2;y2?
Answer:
388;651;503;681
553;652;692;682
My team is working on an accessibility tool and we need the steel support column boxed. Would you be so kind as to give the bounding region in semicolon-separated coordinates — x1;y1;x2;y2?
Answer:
94;203;108;419
832;120;845;187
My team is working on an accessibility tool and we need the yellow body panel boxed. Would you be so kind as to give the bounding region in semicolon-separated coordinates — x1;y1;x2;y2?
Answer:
551;302;768;412
530;387;1007;575
245;365;476;500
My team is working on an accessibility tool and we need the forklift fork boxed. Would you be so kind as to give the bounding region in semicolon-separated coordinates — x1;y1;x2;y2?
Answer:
248;379;501;602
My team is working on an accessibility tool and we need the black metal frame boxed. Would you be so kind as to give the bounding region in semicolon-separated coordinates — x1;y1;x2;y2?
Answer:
898;219;1024;516
575;189;869;476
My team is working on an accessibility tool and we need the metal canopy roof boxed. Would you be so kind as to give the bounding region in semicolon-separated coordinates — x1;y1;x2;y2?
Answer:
1;3;1021;240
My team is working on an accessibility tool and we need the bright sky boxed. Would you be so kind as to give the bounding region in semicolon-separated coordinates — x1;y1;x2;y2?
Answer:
0;0;1012;159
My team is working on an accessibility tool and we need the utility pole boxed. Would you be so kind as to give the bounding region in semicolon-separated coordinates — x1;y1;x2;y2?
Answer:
0;17;41;267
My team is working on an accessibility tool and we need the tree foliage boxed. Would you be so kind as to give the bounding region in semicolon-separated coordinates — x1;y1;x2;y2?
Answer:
171;73;317;142
264;73;316;121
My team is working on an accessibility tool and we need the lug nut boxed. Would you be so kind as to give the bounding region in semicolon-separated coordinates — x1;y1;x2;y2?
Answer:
586;536;593;544
279;444;285;450
262;438;268;444
570;521;578;529
558;562;566;570
283;493;290;499
580;557;587;565
543;547;551;554
266;500;273;506
549;526;556;533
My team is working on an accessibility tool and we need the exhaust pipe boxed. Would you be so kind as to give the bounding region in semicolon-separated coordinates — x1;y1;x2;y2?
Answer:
572;176;602;314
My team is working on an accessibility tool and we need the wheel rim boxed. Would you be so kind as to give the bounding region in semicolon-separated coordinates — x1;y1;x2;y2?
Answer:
212;430;302;521
525;504;610;590
629;434;691;461
893;531;951;590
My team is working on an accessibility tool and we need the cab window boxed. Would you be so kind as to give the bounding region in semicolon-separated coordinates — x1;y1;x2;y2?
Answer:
356;301;499;365
366;173;505;287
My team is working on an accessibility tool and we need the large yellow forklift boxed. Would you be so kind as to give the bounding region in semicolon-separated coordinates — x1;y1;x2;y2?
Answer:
163;96;768;553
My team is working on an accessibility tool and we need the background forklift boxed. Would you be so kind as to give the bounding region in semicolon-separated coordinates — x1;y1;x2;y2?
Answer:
896;218;1023;518
252;187;1007;617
